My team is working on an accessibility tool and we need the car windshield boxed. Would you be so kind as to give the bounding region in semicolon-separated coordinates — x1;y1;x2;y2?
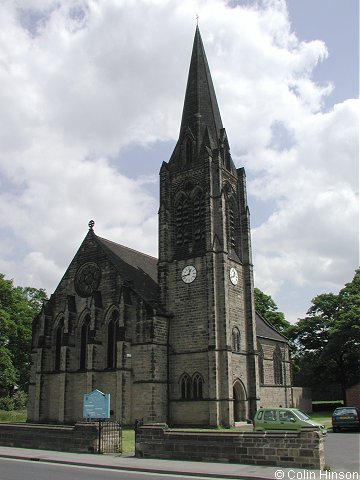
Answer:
294;410;310;421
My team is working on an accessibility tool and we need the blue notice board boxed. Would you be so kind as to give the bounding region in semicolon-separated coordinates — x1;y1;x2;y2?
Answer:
83;389;110;419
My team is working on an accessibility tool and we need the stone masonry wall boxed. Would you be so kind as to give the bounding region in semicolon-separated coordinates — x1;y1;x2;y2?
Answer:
292;387;312;413
135;424;325;470
346;383;360;409
0;422;99;453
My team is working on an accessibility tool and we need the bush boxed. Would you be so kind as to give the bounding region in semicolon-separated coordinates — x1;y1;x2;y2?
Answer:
0;391;27;411
0;396;15;411
13;390;28;410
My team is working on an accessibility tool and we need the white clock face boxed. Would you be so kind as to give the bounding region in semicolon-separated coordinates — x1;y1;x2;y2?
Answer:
229;267;238;285
181;265;197;284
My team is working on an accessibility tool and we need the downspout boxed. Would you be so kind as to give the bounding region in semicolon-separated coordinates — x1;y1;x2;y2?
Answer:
284;347;288;407
166;314;173;425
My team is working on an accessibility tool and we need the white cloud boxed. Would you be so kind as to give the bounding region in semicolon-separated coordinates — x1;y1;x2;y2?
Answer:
0;0;357;323
251;98;358;300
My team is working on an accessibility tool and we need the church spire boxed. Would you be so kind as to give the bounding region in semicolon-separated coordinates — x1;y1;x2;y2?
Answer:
167;26;236;171
180;26;223;148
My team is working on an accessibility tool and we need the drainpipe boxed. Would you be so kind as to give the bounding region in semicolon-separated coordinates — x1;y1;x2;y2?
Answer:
284;347;288;407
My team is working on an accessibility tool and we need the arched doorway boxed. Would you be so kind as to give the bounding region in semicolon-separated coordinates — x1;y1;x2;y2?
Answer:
233;381;247;422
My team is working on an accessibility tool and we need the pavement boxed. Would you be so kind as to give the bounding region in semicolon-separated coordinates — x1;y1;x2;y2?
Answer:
0;445;325;480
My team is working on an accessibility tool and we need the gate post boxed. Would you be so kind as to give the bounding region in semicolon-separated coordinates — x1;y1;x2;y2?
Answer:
134;418;144;444
98;419;102;453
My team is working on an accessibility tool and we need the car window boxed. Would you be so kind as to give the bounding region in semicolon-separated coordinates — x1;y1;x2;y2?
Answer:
294;410;310;421
264;410;277;421
279;410;295;422
334;408;356;415
256;411;263;420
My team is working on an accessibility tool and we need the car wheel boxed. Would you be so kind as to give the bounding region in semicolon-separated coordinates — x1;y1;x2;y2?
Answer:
332;427;337;433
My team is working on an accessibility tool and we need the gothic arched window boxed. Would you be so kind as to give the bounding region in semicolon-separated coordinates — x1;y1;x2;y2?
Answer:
107;310;119;369
258;343;264;385
232;327;241;353
175;195;191;247
180;374;191;400
54;318;64;372
192;189;205;245
192;373;204;400
273;346;283;385
226;198;236;250
80;315;90;371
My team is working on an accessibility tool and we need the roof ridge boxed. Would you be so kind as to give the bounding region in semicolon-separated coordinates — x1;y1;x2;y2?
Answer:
96;235;158;261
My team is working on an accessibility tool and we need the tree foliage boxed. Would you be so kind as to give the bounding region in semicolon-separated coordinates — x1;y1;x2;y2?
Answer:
0;274;47;395
254;287;291;334
289;268;360;402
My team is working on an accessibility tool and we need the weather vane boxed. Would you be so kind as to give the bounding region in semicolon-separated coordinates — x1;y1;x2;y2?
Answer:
196;14;199;26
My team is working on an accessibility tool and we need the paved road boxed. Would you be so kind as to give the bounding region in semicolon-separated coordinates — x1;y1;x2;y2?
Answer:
324;431;360;472
0;458;218;480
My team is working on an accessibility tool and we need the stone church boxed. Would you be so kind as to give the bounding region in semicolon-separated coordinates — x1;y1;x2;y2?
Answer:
28;27;291;427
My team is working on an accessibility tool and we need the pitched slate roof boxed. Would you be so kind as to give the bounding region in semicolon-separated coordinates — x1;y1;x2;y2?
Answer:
255;312;288;343
96;235;160;310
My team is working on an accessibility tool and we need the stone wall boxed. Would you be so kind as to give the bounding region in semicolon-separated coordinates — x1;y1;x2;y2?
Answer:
0;422;99;453
346;383;360;409
136;424;325;470
292;387;312;413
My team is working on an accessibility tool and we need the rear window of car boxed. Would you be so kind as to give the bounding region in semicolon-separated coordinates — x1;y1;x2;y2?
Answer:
334;408;357;415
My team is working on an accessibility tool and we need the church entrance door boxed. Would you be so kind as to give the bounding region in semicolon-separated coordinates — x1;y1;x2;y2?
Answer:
233;381;247;422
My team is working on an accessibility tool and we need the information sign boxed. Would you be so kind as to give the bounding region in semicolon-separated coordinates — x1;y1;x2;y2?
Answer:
83;389;110;419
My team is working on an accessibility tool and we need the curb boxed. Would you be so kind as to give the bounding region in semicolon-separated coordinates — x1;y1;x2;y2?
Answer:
0;453;273;480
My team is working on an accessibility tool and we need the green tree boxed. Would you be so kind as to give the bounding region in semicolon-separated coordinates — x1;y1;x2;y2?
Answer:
0;274;47;394
254;287;290;334
289;268;360;402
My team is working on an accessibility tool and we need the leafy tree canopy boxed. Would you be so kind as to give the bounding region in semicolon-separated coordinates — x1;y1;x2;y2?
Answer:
254;287;291;334
289;268;360;401
0;274;47;394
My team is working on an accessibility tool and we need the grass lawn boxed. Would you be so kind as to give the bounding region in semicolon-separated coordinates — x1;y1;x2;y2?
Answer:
309;411;333;428
121;428;135;453
0;409;27;423
312;400;342;404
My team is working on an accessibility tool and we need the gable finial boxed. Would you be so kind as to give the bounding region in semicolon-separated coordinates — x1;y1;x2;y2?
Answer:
196;13;199;26
88;220;95;230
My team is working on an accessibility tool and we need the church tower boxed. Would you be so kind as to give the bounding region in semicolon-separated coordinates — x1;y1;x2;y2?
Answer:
158;27;259;426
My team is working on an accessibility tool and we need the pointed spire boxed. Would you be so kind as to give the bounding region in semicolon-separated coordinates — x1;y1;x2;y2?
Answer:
180;26;223;147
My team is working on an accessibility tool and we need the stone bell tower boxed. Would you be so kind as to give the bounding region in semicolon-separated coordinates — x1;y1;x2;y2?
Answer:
158;26;259;426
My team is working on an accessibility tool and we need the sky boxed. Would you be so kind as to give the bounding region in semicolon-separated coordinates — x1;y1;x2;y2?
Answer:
0;0;358;323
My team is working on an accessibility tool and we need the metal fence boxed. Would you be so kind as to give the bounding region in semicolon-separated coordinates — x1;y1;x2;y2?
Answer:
97;420;122;453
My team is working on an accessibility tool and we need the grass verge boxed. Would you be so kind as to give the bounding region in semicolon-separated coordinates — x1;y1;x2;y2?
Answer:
309;411;332;428
0;409;27;423
121;428;135;453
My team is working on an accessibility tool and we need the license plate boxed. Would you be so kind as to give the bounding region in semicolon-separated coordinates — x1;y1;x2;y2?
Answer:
339;416;351;420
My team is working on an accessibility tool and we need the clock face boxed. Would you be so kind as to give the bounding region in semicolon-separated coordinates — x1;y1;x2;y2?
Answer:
229;267;238;286
181;265;197;284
